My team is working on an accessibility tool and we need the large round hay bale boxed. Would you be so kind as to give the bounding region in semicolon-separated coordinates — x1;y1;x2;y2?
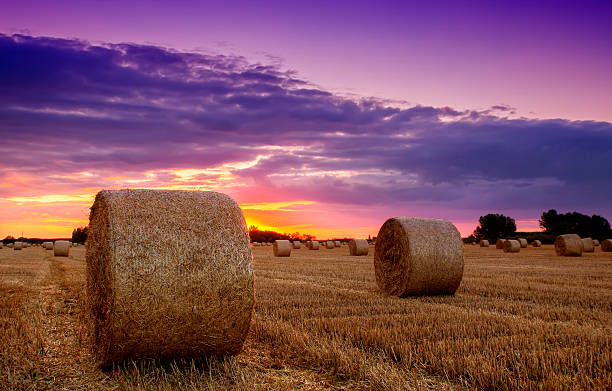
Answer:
348;239;369;256
503;240;520;253
517;238;528;248
14;242;23;250
325;241;334;249
86;189;254;367
495;239;506;249
273;240;292;257
54;240;70;257
531;240;542;247
601;239;612;252
593;239;600;246
292;240;301;249
334;241;341;247
581;238;594;253
554;234;583;256
479;240;489;247
309;240;320;250
374;217;463;296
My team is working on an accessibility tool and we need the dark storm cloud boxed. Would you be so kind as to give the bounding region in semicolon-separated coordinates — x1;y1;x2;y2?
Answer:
1;34;611;213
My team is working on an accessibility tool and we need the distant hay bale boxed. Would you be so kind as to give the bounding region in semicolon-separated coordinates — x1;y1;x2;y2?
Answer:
325;241;334;249
292;240;301;249
554;234;583;256
479;240;489;247
43;241;53;250
496;239;506;249
518;238;528;248
273;240;292;257
471;242;477;246
309;240;320;250
7;243;13;248
334;241;340;247
14;242;23;250
582;238;594;253
503;240;520;253
531;240;542;247
593;239;600;246
86;189;254;367
54;240;70;257
374;217;464;296
348;239;369;256
601;239;612;252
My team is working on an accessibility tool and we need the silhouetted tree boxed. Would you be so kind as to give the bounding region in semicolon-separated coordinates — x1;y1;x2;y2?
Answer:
539;209;611;239
474;214;516;241
72;226;88;243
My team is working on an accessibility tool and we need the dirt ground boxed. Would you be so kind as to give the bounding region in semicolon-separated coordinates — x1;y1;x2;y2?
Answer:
1;243;610;390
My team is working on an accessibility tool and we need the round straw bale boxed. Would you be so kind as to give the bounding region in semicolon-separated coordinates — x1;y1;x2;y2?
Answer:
273;240;292;257
54;240;70;257
593;239;599;246
503;240;520;253
86;189;254;367
495;239;506;249
334;241;341;247
479;240;489;247
471;242;477;245
0;243;3;249
518;238;528;248
531;240;542;247
43;241;53;250
292;240;301;249
581;238;594;253
374;217;463;296
554;234;583;256
325;241;334;249
14;242;23;250
8;243;13;248
601;239;612;252
309;240;320;250
348;239;369;256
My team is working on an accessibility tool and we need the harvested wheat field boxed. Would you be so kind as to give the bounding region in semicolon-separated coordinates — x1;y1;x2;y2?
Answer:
1;244;611;390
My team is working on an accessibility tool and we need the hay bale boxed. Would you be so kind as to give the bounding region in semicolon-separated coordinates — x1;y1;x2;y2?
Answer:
334;241;341;247
54;240;70;257
292;240;301;249
7;243;13;248
325;241;334;249
86;189;254;367
14;242;23;250
518;238;528;248
503;240;520;253
479;240;489;247
374;217;463;296
348;239;369;256
0;243;2;249
273;240;292;257
593;239;600;246
309;240;320;250
601;239;612;252
582;238;595;253
531;240;542;247
495;239;506;249
471;242;477;246
554;234;583;256
43;241;53;250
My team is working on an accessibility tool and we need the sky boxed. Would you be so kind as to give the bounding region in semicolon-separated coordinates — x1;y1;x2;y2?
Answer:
1;0;611;239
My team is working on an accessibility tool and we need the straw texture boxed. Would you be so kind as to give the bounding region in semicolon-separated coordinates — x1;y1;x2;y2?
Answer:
348;239;369;256
292;241;301;249
54;240;70;257
503;240;520;253
495;239;506;249
601;239;612;252
325;241;334;249
273;240;292;257
14;242;22;250
43;242;53;250
309;241;320;250
518;238;528;248
554;234;583;256
479;240;489;247
374;217;464;296
581;238;595;253
86;189;254;367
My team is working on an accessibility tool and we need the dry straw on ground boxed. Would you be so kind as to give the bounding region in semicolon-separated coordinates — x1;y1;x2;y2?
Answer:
503;240;520;253
14;242;22;250
518;238;528;248
479;240;489;247
554;234;583;256
53;240;70;257
309;241;320;250
374;217;464;296
273;240;292;257
496;239;505;249
581;238;594;253
348;239;369;256
86;189;254;367
600;239;612;252
292;240;301;249
531;240;542;247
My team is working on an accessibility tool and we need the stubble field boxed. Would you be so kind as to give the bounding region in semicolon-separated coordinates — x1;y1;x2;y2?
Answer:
1;244;610;390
